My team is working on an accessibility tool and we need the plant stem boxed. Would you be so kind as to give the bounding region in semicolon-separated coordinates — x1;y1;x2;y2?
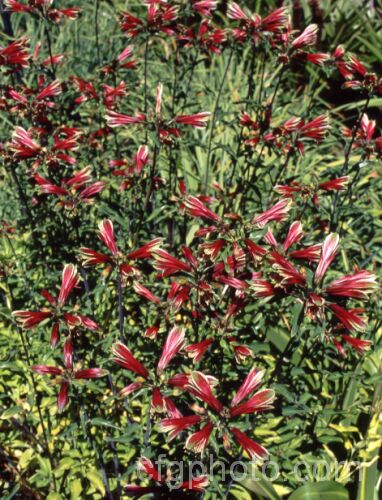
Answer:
94;0;101;66
228;49;258;188
330;94;370;231
6;163;34;226
78;262;122;499
80;404;113;500
133;143;159;245
44;19;56;78
143;36;149;110
6;279;57;492
180;49;198;114
239;64;286;211
144;408;151;447
204;46;234;193
117;273;125;343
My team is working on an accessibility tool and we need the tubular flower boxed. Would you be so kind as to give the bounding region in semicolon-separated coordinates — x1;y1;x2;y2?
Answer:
252;199;292;228
227;3;288;45
0;38;30;69
125;455;209;494
5;0;80;23
185;339;213;363
329;304;367;332
161;367;274;459
79;218;161;273
157;327;186;374
314;233;339;283
13;264;98;346
32;338;105;412
112;327;187;412
34;168;105;209
112;341;150;378
110;145;150;190
326;270;378;299
153;249;192;276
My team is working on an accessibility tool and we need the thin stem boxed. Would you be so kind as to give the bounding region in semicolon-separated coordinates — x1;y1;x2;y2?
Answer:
44;19;56;78
144;409;151;447
143;37;149;116
266;151;292;205
78;264;122;499
330;94;370;230
228;49;259;188
204;47;234;192
6;163;34;226
117;274;125;343
6;280;57;492
239;64;286;211
80;404;113;500
180;49;198;114
94;0;101;66
133;143;159;245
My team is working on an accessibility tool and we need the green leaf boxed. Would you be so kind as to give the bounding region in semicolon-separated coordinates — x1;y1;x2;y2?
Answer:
229;484;253;500
69;479;83;499
87;469;106;497
90;418;121;430
1;405;23;419
234;465;281;500
289;481;349;500
46;494;63;500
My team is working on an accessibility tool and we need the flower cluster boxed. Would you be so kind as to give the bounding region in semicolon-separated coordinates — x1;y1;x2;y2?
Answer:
3;1;380;497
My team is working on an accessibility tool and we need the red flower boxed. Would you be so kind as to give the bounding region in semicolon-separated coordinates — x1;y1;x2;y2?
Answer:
157;327;186;374
174;112;210;128
0;38;30;68
112;341;149;378
125;455;209;494
32;337;105;411
133;282;161;305
231;367;265;406
98;219;118;256
341;335;371;353
314;233;339;283
153;249;192;276
291;24;318;49
186;371;224;413
105;110;146;127
319;177;349;191
326;270;377;299
186;422;214;453
298;115;330;141
14;264;96;346
230;427;268;461
159;415;202;440
34;168;104;208
192;0;217;17
329;304;367;332
80;219;161;272
185;339;213;363
252;199;292;228
9;127;40;158
269;251;306;286
161;367;274;459
184;195;220;222
229;388;275;417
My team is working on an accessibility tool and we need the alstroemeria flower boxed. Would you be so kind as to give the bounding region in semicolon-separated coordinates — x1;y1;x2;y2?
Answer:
125;456;209;495
112;327;186;413
160;368;274;461
13;264;98;346
80;218;161;276
32;337;106;411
